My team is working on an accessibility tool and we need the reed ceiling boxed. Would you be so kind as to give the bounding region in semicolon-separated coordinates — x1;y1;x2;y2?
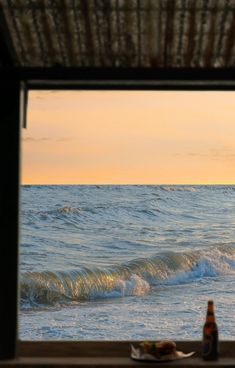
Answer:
1;0;235;68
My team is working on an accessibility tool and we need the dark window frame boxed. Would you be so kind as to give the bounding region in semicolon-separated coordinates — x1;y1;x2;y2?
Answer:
2;67;235;361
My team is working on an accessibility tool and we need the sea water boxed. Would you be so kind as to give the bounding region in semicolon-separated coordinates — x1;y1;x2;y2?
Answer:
20;185;235;340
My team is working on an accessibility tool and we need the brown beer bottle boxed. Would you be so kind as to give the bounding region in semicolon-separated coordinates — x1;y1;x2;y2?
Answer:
202;300;219;360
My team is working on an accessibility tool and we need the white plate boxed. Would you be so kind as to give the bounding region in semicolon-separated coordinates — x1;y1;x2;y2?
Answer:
131;345;195;362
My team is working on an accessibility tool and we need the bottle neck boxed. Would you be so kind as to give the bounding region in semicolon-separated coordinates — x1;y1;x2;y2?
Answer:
206;302;216;323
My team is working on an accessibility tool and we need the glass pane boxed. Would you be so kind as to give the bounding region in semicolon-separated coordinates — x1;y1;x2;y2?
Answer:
20;91;235;340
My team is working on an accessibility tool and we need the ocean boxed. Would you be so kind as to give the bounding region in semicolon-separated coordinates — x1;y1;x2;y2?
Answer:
20;185;235;340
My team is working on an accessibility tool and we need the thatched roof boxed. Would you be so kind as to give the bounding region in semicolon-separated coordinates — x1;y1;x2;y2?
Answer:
1;0;235;69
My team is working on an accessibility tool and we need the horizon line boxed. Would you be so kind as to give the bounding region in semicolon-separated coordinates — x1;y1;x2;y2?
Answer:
21;183;235;186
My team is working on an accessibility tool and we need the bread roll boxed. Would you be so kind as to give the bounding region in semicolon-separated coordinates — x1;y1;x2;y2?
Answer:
140;340;176;358
156;340;176;356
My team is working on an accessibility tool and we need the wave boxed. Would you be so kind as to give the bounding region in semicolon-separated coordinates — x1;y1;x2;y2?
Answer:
20;245;235;309
160;186;197;192
56;206;81;214
22;185;235;225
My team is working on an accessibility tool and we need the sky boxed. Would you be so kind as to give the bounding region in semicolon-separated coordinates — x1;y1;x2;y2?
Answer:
22;91;235;185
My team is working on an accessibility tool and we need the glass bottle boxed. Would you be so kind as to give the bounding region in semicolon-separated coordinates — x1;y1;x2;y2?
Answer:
202;300;219;360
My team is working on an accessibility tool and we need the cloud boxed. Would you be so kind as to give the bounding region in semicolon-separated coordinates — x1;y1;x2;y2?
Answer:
210;151;235;161
22;137;72;143
22;137;51;142
56;138;72;142
29;91;61;100
176;149;235;161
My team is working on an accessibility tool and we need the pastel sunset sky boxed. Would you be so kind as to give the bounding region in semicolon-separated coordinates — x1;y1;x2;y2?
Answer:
22;91;235;185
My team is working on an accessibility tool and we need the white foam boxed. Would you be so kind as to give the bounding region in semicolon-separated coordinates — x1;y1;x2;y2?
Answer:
117;274;150;296
96;274;150;299
164;248;235;286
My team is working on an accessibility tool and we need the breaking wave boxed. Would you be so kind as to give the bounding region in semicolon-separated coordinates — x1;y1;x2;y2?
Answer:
21;244;235;309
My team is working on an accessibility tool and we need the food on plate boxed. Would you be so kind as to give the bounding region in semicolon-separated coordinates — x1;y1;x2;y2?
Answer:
139;340;176;358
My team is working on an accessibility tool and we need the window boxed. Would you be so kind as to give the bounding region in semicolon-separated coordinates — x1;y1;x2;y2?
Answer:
20;89;235;341
2;71;235;361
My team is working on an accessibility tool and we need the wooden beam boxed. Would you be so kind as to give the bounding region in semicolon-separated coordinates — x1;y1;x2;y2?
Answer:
0;79;20;359
20;82;28;129
0;6;17;66
0;67;235;84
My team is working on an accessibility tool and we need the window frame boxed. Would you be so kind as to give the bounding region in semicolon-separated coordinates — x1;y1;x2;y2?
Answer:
2;67;235;362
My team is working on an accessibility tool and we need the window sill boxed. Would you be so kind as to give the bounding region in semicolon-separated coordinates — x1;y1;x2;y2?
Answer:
0;357;235;367
0;341;234;367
